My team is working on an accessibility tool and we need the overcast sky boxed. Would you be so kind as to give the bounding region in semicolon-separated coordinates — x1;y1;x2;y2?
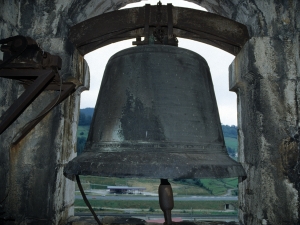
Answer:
82;0;237;125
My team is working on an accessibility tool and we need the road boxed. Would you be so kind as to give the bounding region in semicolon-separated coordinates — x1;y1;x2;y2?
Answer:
75;212;238;222
75;195;238;201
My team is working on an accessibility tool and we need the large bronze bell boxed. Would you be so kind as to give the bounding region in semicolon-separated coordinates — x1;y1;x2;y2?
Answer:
64;45;246;179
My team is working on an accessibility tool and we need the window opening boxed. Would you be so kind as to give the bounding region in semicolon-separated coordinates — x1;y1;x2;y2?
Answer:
76;0;238;223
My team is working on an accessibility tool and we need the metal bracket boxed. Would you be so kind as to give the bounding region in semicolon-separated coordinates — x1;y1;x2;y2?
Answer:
0;35;77;143
167;4;177;46
0;68;77;143
132;3;178;46
132;4;150;45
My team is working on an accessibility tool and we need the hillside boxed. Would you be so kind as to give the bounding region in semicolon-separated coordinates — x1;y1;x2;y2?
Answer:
80;107;95;117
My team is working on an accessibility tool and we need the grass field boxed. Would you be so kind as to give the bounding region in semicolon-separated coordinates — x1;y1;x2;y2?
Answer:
224;137;238;150
74;199;238;212
77;176;237;196
77;125;90;138
77;176;212;195
200;178;238;195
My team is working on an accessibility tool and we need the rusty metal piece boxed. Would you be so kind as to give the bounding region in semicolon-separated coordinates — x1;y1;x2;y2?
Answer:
151;3;177;46
159;179;174;225
0;69;77;139
69;5;249;55
64;45;246;180
0;35;74;139
153;1;164;43
0;69;55;135
41;52;62;70
1;36;62;70
167;4;177;46
0;36;35;68
133;4;150;46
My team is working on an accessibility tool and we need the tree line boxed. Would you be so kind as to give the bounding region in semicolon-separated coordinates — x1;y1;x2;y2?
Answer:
221;125;237;138
79;113;92;126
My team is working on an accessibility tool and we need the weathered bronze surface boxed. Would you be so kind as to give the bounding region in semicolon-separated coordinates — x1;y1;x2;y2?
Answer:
69;5;249;56
64;45;246;179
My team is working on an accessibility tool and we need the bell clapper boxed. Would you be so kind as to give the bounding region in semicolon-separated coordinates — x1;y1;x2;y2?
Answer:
159;179;174;225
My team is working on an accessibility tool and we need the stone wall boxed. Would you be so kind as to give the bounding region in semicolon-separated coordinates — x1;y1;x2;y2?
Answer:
0;1;88;224
214;1;299;224
230;36;300;225
0;0;299;224
194;1;300;224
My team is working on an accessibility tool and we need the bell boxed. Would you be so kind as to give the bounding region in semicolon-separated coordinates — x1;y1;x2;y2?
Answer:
64;45;246;180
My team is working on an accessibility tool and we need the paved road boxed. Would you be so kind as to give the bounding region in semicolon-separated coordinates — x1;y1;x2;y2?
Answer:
75;212;238;222
76;195;238;201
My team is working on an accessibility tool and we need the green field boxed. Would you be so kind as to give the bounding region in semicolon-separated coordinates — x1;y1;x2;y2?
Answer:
224;137;238;150
77;176;212;195
77;125;90;138
75;199;238;213
77;176;238;197
200;178;238;195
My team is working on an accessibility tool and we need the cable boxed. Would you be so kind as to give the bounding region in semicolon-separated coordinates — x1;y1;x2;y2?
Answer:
76;175;102;225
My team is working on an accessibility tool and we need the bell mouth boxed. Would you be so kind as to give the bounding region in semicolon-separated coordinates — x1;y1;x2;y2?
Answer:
64;150;246;180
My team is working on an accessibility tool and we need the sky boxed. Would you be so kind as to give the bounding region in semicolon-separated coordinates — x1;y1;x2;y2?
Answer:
82;0;237;125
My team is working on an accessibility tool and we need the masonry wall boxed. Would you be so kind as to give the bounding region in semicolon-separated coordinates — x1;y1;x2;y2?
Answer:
0;1;87;224
194;1;300;224
0;0;300;225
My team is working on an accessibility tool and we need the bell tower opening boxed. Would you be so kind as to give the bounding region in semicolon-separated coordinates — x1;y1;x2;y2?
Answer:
71;0;244;223
76;40;239;224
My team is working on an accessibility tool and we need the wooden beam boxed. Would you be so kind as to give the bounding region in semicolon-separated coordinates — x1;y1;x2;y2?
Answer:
69;5;249;55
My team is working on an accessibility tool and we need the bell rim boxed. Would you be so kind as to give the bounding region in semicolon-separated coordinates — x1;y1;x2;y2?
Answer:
64;151;246;180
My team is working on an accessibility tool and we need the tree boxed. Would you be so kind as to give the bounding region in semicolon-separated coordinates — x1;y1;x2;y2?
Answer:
149;207;155;212
226;147;236;157
79;113;92;126
77;137;87;155
79;113;86;126
221;125;237;138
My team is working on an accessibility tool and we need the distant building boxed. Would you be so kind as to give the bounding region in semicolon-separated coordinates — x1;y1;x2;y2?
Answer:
107;186;146;194
224;203;236;211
